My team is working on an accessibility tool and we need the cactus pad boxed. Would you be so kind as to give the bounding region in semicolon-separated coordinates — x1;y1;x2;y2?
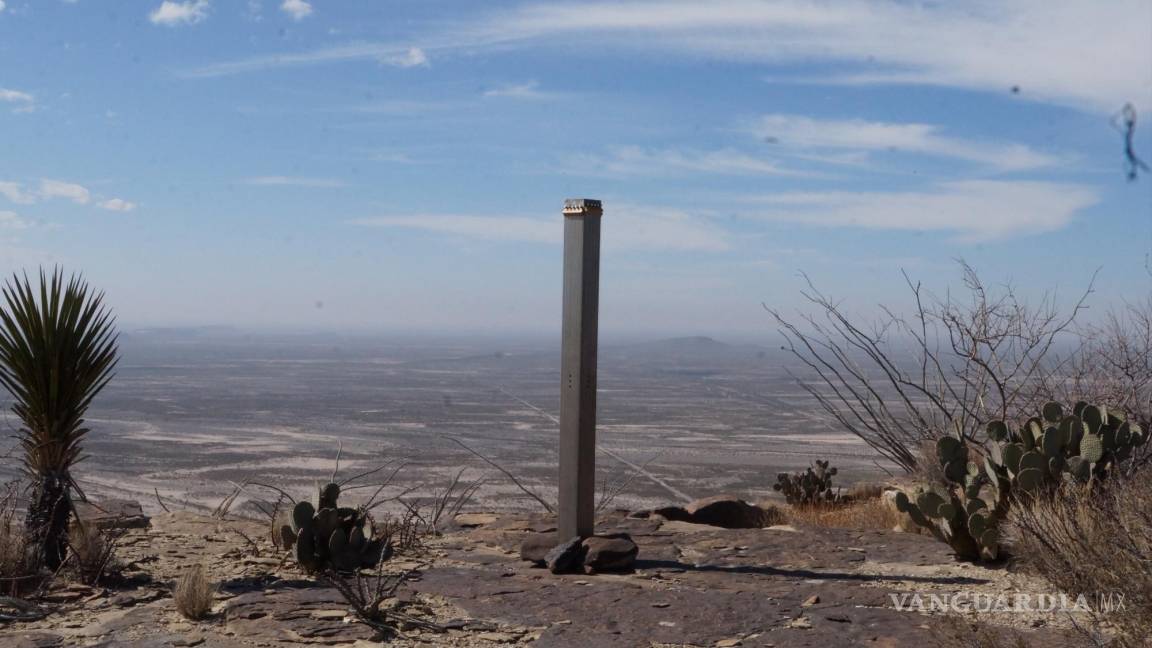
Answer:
1082;405;1103;434
1079;434;1104;463
281;482;394;574
292;501;315;532
1042;401;1064;423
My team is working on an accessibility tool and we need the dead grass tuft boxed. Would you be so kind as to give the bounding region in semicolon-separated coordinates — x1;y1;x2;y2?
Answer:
758;503;789;527
846;481;887;501
785;495;898;531
174;565;216;620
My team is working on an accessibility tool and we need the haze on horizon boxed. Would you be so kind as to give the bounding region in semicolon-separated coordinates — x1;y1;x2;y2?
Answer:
1;1;1150;337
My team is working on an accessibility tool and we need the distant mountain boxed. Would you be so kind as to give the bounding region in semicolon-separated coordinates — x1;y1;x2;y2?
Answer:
602;336;777;371
125;325;241;338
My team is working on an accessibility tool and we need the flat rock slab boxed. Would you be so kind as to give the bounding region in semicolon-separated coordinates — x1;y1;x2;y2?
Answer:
416;513;1022;647
0;511;1090;648
413;566;937;647
223;585;379;644
74;499;151;530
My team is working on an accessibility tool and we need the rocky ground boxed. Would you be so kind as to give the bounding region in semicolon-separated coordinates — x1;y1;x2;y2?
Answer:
1;502;1086;648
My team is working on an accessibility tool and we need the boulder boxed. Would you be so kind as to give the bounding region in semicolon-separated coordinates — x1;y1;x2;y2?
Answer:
454;512;500;528
73;499;150;530
882;490;923;534
582;533;638;574
651;506;695;522
683;495;777;529
519;532;558;565
545;537;586;574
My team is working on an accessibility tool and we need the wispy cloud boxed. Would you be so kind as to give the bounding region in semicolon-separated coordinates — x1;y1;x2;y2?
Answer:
183;1;1149;112
0;88;34;114
0;89;32;103
351;204;730;252
483;81;552;100
741;180;1097;241
0;211;30;231
383;47;428;68
98;198;137;212
1;179;135;212
280;0;311;21
150;0;210;27
187;43;429;77
751;114;1062;172
0;181;36;205
240;176;348;188
38;179;90;204
576;146;804;177
354;215;555;244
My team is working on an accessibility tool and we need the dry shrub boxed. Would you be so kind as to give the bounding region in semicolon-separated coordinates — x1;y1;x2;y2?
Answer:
786;496;898;531
0;481;41;596
174;565;216;620
321;562;440;638
321;511;441;638
1007;477;1152;647
913;438;949;487
377;508;426;556
67;521;124;585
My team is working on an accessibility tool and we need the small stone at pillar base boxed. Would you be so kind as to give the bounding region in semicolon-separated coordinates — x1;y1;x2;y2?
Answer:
519;531;639;574
582;533;638;574
545;537;586;574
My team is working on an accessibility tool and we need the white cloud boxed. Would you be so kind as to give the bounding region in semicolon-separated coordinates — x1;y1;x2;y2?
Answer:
751;114;1061;171
2;179;135;214
0;211;29;230
240;176;347;188
0;181;36;205
187;43;408;77
483;81;551;100
280;0;311;21
38;179;90;204
1;88;34;113
149;0;209;26
98;198;136;212
351;204;729;252
742;180;1097;241
185;1;1150;112
188;44;426;77
579;146;803;177
0;1;6;13
488;0;1151;111
382;47;428;68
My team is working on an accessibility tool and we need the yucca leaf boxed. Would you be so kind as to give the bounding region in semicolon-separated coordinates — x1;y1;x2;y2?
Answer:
0;268;118;476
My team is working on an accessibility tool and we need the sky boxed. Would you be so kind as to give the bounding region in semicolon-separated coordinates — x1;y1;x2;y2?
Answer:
1;0;1150;338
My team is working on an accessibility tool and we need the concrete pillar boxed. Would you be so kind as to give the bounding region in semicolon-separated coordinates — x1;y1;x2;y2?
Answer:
558;198;602;540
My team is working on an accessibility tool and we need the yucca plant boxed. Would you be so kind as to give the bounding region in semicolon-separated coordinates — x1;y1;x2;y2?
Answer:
0;269;118;570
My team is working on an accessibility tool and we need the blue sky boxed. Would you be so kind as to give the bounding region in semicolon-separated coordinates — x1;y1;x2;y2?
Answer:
1;1;1150;337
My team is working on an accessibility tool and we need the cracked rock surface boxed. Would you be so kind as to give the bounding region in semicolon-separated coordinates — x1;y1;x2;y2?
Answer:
0;509;1083;647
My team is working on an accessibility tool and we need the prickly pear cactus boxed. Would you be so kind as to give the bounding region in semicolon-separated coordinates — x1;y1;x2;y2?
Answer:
986;401;1145;488
279;482;393;573
772;459;844;507
894;435;1009;562
897;401;1145;563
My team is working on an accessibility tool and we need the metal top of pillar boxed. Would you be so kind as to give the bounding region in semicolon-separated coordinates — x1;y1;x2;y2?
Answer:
563;198;603;217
